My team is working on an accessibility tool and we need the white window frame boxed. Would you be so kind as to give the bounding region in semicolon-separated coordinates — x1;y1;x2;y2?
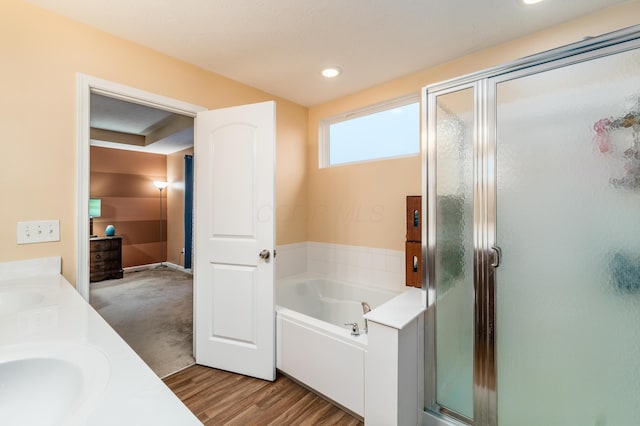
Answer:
319;92;420;168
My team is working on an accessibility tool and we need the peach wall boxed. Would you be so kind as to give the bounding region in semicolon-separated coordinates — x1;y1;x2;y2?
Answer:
306;1;640;252
0;0;308;285
276;102;309;245
167;147;194;267
2;0;638;284
90;146;167;268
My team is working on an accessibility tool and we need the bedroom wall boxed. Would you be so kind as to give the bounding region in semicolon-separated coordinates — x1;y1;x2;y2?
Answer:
90;146;167;268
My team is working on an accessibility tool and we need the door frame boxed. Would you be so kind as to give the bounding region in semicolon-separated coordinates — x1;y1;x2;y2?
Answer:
76;74;207;301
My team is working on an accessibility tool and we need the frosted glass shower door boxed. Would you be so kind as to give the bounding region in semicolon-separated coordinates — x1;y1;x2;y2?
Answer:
494;47;640;425
431;87;475;420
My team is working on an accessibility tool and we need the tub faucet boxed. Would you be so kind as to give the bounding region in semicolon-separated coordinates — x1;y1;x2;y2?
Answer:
344;322;360;336
361;302;371;333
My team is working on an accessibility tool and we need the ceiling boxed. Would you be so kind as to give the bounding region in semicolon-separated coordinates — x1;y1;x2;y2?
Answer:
25;0;629;107
90;94;194;155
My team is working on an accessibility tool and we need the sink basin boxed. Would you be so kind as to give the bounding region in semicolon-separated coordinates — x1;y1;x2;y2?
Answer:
0;341;110;426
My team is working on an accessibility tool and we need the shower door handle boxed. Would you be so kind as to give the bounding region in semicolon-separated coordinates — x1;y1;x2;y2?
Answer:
490;245;502;268
259;249;271;261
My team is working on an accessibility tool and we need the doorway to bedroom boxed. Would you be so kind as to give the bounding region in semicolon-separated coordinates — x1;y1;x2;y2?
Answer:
79;79;201;378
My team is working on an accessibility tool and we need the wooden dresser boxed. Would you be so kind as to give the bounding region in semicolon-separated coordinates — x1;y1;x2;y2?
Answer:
90;236;124;282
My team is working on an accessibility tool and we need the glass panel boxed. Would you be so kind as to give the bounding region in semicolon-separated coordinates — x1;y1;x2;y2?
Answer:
434;88;475;419
328;102;419;166
496;47;640;425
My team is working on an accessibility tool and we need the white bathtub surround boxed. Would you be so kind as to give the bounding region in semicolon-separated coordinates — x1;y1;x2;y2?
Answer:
275;248;423;423
276;241;405;293
276;273;399;331
365;287;426;426
277;308;366;416
276;274;401;417
308;242;405;293
0;258;201;425
275;242;309;279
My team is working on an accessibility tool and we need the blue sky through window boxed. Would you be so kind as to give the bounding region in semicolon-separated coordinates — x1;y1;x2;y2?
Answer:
329;102;419;166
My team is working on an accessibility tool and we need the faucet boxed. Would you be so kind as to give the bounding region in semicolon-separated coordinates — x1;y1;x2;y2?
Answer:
344;322;360;336
345;302;372;336
361;301;371;333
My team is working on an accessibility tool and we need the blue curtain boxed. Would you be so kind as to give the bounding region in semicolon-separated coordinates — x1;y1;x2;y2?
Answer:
184;155;194;269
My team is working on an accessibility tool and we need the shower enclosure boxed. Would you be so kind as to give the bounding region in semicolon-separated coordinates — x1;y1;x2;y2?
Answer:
424;26;640;426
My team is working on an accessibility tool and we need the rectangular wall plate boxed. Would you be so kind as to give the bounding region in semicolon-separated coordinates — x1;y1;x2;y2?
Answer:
17;220;60;244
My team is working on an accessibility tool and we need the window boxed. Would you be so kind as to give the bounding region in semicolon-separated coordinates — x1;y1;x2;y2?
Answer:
319;94;420;167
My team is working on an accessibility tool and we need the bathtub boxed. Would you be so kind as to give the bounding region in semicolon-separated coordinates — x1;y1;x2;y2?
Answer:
276;274;399;417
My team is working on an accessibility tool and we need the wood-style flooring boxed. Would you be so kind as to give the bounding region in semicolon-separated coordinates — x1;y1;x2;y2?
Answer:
163;364;364;426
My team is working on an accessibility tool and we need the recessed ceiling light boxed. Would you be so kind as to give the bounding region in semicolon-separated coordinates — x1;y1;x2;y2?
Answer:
321;67;342;78
521;0;544;4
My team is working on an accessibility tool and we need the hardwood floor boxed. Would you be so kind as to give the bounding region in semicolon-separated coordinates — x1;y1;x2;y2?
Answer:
164;365;364;426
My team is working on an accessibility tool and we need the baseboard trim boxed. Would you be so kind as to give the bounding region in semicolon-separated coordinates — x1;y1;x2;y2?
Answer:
123;262;192;274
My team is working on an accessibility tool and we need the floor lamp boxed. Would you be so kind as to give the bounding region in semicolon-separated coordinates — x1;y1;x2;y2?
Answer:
153;181;168;268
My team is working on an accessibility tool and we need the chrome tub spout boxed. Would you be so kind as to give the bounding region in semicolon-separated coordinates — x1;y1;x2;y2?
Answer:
361;301;371;333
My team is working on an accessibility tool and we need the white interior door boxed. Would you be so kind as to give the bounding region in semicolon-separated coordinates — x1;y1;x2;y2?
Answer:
194;101;275;381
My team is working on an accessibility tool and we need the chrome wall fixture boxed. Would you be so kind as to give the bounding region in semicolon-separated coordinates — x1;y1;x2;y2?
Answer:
422;25;640;426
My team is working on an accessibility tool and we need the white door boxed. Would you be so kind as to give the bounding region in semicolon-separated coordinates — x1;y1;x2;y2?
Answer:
194;101;276;381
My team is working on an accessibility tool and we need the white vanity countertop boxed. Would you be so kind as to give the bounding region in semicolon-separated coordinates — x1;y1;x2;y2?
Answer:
0;268;202;425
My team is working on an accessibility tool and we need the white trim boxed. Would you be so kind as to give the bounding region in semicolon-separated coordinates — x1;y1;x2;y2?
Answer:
318;92;420;168
77;75;91;300
322;93;420;126
320;151;420;169
122;262;192;274
76;73;206;301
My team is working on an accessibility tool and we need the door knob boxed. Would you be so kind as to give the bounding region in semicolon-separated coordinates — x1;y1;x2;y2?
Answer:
259;249;271;260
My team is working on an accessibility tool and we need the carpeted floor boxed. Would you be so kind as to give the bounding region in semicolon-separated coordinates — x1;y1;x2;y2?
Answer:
90;268;195;378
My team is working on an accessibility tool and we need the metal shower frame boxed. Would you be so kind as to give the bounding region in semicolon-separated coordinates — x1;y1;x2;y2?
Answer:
421;24;640;426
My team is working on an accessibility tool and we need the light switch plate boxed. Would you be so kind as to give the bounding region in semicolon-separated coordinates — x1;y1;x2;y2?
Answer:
17;220;60;244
